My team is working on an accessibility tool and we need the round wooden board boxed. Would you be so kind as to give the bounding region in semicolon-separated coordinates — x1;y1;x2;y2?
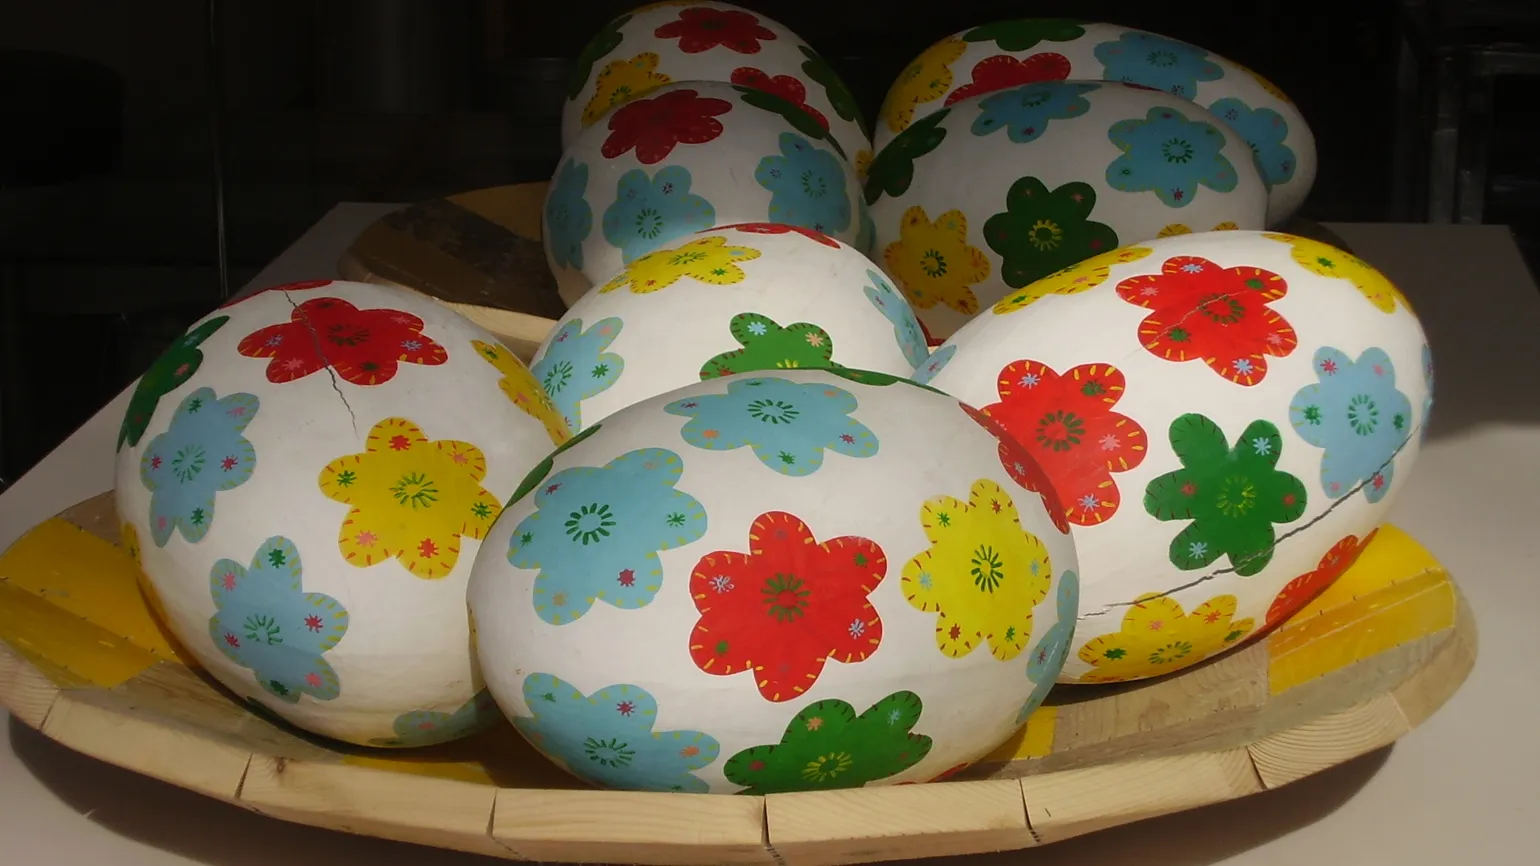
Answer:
335;182;1361;364
0;493;1475;865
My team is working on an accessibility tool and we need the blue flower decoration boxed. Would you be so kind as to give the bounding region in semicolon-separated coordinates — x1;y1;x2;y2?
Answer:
912;344;956;385
1420;343;1435;442
664;376;878;476
755;132;852;235
140;387;259;547
508;448;706;625
1019;569;1078;723
545;158;593;271
533;317;625;432
971;81;1099;144
601;166;716;265
1208;97;1295;189
863;268;928;368
1289;347;1414;504
371;691;501;747
1106;106;1239;208
208;536;349;704
512;673;720;793
1092;31;1223;99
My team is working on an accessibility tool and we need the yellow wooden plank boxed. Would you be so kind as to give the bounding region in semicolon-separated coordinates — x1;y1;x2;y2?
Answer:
0;517;184;662
341;754;497;786
1278;523;1441;626
0;579;160;688
979;704;1059;765
448;183;547;240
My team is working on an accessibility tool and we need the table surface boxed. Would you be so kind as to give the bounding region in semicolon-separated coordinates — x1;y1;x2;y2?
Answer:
3;208;1537;866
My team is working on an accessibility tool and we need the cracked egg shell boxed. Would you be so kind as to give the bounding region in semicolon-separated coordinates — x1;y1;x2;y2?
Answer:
113;279;569;747
544;79;871;308
467;368;1078;793
914;230;1431;684
531;222;931;432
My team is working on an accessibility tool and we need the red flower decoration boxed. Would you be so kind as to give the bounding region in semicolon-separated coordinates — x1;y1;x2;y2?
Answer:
717;221;840;248
1264;530;1378;629
944;53;1073;106
220;279;334;309
237;296;448;385
730;67;829;129
601;88;733;165
958;403;1069;533
654;7;777;54
688;511;886;702
1115;256;1298;386
981;360;1148;527
918;317;943;348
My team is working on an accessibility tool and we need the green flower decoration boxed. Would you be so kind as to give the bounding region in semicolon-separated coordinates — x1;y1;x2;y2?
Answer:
863;109;950;205
119;315;230;451
699;313;839;379
983;176;1120;289
734;85;846;159
567;13;630;100
798;45;868;136
1143;414;1309;577
724;691;933;793
822;367;948;395
961;18;1087;52
508;423;604;507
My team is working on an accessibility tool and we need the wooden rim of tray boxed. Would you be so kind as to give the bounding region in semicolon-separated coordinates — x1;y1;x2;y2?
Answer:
0;492;1476;865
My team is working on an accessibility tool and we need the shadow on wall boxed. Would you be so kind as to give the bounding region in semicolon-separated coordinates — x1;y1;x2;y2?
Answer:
9;712;1388;866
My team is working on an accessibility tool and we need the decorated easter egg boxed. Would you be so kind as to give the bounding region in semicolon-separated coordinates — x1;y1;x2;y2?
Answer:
467;368;1078;793
876;20;1314;226
113;280;569;746
544;79;870;307
914;231;1432;684
562;1;870;171
867;80;1267;340
528;222;930;432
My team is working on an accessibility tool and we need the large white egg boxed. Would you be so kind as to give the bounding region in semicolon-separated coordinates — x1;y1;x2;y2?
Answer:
916;231;1431;683
562;1;870;169
529;222;930;431
113;280;568;746
545;79;871;307
867;80;1268;341
875;19;1314;225
468;368;1078;793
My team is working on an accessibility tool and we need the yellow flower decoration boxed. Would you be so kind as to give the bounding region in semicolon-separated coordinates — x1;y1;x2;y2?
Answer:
880;37;966;134
1211;221;1240;231
901;479;1053;661
992;245;1153;315
1076;593;1254;683
599;235;762;295
471;339;569;446
883;206;991;314
1236;62;1292;105
581;52;671;127
855;147;873;182
1158;224;1192;237
319;418;503;579
1264;232;1410;313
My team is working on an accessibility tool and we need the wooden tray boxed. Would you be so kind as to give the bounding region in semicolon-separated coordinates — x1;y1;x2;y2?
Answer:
335;182;1362;363
0;493;1475;865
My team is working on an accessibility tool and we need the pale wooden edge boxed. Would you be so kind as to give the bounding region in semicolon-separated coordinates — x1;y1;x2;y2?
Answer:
329;259;556;364
0;575;1478;865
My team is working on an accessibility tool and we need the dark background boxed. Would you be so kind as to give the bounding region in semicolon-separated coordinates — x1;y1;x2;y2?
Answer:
2;0;1538;486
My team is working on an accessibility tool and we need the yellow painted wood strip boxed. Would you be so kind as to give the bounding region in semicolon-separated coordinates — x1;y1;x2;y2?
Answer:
1267;570;1455;695
0;517;184;662
0;579;159;689
981;704;1058;765
340;754;497;787
448;183;547;240
1280;523;1441;625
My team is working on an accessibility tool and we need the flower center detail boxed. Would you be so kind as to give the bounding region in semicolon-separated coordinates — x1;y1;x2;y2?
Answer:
1197;293;1246;324
565;503;617;545
1147;50;1178;68
1028;219;1063;251
1035;409;1086;451
747;398;800;425
583;737;635;767
1215;475;1258;517
800;170;828;199
171;444;207;483
1161;137;1195;163
921;248;948;278
544;360;574;394
970;544;1006;593
761;572;810;621
635;207;665;239
390;472;440;509
1149;640;1194;664
801;751;854;782
1347;394;1379;435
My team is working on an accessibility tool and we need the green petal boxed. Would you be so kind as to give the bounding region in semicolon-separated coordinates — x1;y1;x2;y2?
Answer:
1170;521;1223;571
1235;419;1285;469
728;312;779;345
856;690;925;733
1167;413;1231;469
1258;469;1309;524
1144;470;1199;520
1224;521;1280;577
1058;180;1100;221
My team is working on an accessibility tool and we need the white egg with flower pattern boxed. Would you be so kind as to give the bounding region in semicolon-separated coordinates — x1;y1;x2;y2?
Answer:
528;222;931;432
113;280;567;746
467;368;1078;794
914;230;1431;684
866;80;1267;340
562;1;870;168
876;19;1314;225
544;79;872;308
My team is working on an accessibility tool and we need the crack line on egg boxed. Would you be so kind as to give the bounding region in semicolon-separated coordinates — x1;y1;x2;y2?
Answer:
281;290;359;435
1073;422;1423;623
